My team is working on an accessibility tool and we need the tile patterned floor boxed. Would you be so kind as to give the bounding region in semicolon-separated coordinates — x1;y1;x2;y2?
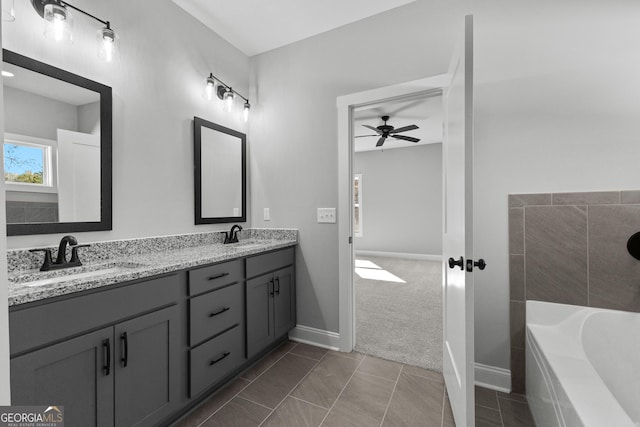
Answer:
174;341;535;427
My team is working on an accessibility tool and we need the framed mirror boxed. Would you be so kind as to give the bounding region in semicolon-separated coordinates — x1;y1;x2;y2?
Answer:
2;49;112;236
194;117;246;224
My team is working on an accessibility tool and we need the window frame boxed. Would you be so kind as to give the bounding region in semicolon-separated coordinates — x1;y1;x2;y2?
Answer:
4;133;58;194
354;173;363;237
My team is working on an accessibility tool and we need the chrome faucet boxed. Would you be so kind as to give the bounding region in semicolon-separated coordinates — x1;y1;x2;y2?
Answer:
224;225;243;244
29;235;91;271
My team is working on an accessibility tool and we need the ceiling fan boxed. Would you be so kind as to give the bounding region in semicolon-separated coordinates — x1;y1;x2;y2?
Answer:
355;115;420;147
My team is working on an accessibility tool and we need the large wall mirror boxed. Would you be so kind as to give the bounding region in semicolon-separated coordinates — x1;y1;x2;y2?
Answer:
2;49;112;236
194;117;246;224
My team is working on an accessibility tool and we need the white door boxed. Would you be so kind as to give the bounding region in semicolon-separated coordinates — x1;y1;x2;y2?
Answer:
57;129;101;222
443;14;478;427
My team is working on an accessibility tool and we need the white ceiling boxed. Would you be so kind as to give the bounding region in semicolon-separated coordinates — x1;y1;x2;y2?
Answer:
2;62;99;106
353;95;443;153
172;0;416;56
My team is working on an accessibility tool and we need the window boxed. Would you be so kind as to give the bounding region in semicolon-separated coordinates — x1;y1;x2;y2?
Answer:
354;174;362;237
4;134;56;192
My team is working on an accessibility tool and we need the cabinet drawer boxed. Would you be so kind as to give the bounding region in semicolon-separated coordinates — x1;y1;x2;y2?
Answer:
246;247;294;279
189;325;244;397
189;259;243;296
189;283;243;346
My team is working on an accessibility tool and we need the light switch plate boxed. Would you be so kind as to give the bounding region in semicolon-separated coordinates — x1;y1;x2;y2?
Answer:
263;208;270;221
317;208;336;223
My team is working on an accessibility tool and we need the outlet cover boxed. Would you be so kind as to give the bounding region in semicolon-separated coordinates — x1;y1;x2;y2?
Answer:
317;208;336;224
264;208;270;221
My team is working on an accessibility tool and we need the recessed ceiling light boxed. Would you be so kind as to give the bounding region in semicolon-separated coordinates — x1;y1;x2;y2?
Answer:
2;70;14;77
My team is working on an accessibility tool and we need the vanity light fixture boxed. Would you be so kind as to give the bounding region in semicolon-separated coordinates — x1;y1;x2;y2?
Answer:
204;73;251;122
31;0;118;62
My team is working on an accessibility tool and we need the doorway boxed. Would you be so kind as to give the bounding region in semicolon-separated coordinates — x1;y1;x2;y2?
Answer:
351;94;444;369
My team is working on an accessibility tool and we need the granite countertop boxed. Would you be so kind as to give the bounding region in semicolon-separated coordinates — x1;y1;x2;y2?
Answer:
8;238;297;307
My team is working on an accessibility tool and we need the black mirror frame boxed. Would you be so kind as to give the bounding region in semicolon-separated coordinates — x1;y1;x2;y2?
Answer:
194;116;246;224
3;49;112;236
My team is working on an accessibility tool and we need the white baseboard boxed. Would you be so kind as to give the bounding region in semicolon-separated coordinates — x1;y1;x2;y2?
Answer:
288;325;340;351
354;250;442;261
475;362;511;392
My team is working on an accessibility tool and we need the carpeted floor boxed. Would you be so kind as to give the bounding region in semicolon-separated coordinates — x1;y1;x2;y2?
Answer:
354;255;443;371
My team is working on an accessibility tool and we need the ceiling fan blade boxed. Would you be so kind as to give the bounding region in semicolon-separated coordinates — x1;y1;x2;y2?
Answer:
375;136;386;147
354;135;379;138
363;124;382;134
390;124;419;134
392;134;420;143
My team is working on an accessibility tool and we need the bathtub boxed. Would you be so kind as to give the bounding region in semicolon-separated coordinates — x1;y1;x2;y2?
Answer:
526;300;640;427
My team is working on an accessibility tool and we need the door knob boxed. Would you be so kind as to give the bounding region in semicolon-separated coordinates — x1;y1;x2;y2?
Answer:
466;258;487;272
448;256;464;270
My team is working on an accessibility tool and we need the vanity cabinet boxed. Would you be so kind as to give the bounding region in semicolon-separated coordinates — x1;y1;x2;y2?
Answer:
8;244;297;426
187;260;246;397
9;274;183;427
246;248;296;359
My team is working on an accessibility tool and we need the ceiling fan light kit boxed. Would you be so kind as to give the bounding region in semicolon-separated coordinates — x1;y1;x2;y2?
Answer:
356;115;420;147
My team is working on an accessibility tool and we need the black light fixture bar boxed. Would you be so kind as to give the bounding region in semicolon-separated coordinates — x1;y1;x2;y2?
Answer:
209;72;248;103
32;0;110;27
58;0;109;27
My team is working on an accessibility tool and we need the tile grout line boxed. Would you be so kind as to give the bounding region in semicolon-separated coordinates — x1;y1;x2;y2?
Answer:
194;377;254;427
378;364;403;427
236;395;274;411
354;368;399;384
439;385;446;427
586;205;590;307
496;393;506;427
288;394;331;410
195;342;298;426
241;342;299;383
317;354;369;426
256;350;328;427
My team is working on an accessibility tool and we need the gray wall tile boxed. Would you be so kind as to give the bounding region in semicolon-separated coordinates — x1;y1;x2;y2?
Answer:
510;301;525;350
509;208;524;255
510;255;525;302
588;205;640;312
525;206;588;305
621;190;640;204
508;193;551;208
510;346;525;394
552;191;619;206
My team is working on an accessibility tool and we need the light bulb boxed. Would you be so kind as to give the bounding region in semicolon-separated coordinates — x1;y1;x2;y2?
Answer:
44;3;72;43
97;25;118;62
203;74;215;101
243;101;250;122
223;89;235;112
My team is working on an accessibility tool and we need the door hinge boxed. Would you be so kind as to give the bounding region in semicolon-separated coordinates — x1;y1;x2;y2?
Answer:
349;237;353;244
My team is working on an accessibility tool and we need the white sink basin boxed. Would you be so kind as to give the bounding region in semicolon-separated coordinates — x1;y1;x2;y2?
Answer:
17;262;146;287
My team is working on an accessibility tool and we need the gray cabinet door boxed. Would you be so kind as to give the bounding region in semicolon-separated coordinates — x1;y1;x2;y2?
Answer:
246;273;274;359
274;266;295;338
114;305;179;427
11;327;114;427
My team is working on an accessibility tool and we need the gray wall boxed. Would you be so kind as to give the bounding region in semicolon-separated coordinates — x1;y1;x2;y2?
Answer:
4;86;78;140
3;0;250;250
78;101;100;135
249;0;640;375
353;144;442;255
249;1;461;334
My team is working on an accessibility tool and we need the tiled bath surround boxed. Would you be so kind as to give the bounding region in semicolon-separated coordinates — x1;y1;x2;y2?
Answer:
7;228;297;273
508;190;640;393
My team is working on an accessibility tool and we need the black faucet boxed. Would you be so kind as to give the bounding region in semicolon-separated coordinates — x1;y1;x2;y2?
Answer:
224;225;243;244
29;235;91;271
